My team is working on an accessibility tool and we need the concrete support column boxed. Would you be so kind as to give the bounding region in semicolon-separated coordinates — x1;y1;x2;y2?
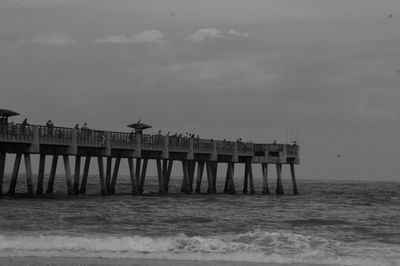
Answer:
63;155;73;196
212;162;218;193
80;156;91;194
228;162;236;194
135;158;141;187
97;157;107;196
262;163;270;194
0;153;6;196
8;153;22;194
139;158;148;193
105;157;112;193
164;160;173;192
156;158;165;194
290;164;298;195
46;155;58;194
276;163;284;195
73;155;81;195
195;161;204;193
24;154;34;196
36;154;46;194
110;157;121;194
248;163;255;194
127;157;139;195
181;160;191;194
206;162;214;194
243;163;249;194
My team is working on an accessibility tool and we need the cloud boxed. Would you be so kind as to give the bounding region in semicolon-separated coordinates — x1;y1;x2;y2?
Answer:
228;30;249;38
32;33;76;46
185;28;223;42
95;30;167;45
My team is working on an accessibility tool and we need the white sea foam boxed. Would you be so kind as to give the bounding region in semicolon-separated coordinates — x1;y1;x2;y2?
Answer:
0;231;398;266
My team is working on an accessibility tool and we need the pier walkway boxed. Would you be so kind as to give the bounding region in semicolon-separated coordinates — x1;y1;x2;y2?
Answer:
0;116;299;197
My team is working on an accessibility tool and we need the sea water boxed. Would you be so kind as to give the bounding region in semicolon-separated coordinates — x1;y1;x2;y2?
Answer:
0;176;399;265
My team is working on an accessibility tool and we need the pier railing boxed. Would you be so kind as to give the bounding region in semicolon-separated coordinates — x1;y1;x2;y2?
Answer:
193;139;213;153
0;122;299;161
77;129;105;147
38;125;72;145
110;131;136;149
141;134;164;150
169;136;190;152
0;123;34;143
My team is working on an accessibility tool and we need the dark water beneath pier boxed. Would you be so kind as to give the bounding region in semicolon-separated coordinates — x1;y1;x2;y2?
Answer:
0;176;399;265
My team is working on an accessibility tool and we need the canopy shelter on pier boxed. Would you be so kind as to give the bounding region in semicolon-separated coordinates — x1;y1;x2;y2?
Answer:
0;109;19;133
127;120;152;134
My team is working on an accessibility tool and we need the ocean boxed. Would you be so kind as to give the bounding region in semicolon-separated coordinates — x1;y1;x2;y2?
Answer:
0;175;399;266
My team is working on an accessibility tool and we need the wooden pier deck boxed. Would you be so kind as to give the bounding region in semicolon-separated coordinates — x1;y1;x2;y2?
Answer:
0;121;299;197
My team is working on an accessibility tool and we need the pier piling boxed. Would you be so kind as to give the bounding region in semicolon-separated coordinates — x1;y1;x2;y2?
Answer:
290;164;298;195
195;161;204;193
0;153;6;196
24;154;34;196
127;157;138;194
63;155;73;196
97;157;107;196
139;158;148;193
276;163;284;195
9;153;22;194
80;156;91;194
73;156;81;195
110;157;120;194
36;154;45;194
46;155;58;194
261;163;270;194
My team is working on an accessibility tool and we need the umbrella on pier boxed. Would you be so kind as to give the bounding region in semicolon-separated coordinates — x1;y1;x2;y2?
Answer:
0;109;19;133
127;120;152;134
0;109;19;119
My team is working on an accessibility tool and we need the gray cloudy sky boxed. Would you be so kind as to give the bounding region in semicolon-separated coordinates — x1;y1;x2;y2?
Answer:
1;0;400;181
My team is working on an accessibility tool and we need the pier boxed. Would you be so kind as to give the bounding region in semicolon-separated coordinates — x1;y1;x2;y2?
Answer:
0;109;299;197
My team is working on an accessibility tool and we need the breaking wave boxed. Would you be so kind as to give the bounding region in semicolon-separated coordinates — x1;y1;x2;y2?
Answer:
0;230;398;266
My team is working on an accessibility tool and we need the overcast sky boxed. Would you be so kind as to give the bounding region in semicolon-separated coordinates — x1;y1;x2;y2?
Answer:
1;0;400;181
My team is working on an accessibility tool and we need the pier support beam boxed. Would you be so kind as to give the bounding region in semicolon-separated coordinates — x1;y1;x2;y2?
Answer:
181;160;191;194
46;155;58;194
248;163;255;194
164;160;173;192
105;157;112;194
73;156;81;195
290;164;298;195
0;153;6;196
80;156;91;194
261;163;270;194
156;159;165;194
224;162;235;194
276;163;284;195
24;154;34;196
36;154;45;195
110;157;121;194
63;155;73;196
206;162;213;194
211;162;218;193
135;158;141;189
8;153;22;194
97;157;107;196
139;159;148;193
195;161;205;193
243;163;249;194
127;157;139;195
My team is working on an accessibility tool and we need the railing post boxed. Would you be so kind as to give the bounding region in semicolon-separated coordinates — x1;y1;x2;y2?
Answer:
70;128;77;155
162;136;169;159
187;139;194;160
